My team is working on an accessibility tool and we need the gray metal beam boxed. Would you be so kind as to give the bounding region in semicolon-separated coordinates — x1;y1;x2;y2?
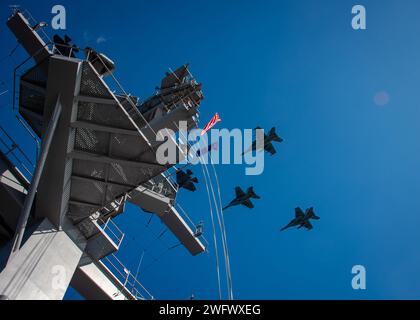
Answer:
35;55;83;228
68;199;102;208
6;12;51;69
20;80;46;94
161;205;206;256
71;174;137;189
19;107;44;122
9;96;62;258
77;95;118;105
0;217;87;300
68;150;165;169
71;121;138;136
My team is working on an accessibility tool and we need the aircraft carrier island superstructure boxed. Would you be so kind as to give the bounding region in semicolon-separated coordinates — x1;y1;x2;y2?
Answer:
0;9;206;300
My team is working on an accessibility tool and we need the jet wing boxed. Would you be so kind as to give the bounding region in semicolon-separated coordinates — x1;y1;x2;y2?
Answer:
182;181;197;192
264;142;276;155
272;136;283;143
235;187;246;197
302;220;313;230
295;207;305;218
241;199;254;209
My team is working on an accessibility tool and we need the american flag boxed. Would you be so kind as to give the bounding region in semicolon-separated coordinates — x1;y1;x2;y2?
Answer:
200;113;221;136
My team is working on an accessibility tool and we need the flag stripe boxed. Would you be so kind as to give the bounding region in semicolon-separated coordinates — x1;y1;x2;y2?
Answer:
201;113;221;135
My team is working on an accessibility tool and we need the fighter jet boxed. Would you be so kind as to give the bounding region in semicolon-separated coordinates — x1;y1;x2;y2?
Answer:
243;127;283;156
280;207;320;231
223;186;260;210
176;169;198;191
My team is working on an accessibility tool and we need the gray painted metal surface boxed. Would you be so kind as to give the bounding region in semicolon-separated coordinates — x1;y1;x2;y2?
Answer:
1;9;206;300
0;218;87;300
10;96;62;256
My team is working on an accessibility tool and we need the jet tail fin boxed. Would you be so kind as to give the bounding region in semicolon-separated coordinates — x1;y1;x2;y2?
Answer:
306;207;320;220
269;127;283;142
247;187;260;199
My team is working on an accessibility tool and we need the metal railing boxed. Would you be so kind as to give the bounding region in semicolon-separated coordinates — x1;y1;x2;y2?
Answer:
175;202;209;250
101;253;154;300
12;40;82;111
98;195;126;219
161;171;179;194
15;115;41;160
85;52;155;149
0;125;34;179
19;9;54;50
11;41;81;163
97;216;125;249
142;172;178;200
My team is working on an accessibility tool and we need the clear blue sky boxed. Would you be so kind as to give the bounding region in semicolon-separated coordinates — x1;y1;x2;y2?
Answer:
2;0;420;299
